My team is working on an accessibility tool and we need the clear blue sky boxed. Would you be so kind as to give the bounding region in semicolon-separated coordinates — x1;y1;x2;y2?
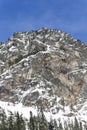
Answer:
0;0;87;43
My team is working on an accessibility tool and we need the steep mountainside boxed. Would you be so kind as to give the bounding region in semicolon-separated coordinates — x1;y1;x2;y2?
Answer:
0;28;87;121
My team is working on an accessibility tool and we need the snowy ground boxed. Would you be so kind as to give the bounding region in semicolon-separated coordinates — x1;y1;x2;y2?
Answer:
0;101;37;120
0;100;87;124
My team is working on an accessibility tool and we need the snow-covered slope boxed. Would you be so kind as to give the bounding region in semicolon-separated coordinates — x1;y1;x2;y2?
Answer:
0;28;87;123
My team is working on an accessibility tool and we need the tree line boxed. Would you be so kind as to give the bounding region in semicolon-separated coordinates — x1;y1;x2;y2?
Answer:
0;109;87;130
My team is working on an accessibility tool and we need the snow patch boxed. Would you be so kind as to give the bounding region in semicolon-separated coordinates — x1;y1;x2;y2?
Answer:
9;46;18;52
0;101;37;119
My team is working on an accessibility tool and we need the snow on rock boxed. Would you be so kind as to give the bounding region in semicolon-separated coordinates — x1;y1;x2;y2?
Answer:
9;46;18;52
0;100;86;126
0;28;87;125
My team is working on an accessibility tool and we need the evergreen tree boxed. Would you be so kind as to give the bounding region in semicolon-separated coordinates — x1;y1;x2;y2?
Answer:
79;122;83;130
7;111;15;130
29;111;36;130
74;117;79;130
38;108;48;130
15;112;26;130
0;109;87;130
0;110;8;130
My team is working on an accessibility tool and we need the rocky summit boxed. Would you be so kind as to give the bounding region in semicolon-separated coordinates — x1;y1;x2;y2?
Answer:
0;28;87;119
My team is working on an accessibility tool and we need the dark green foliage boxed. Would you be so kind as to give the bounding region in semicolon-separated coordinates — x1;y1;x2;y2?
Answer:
29;109;48;130
8;55;23;66
14;55;23;63
7;112;15;130
29;111;36;130
0;110;86;130
74;117;79;130
79;122;83;130
77;39;82;46
0;110;7;130
14;112;26;130
0;111;26;130
8;60;14;66
39;109;48;130
28;50;39;56
60;45;66;51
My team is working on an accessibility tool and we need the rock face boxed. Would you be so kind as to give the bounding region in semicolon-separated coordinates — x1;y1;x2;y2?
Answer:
0;28;87;113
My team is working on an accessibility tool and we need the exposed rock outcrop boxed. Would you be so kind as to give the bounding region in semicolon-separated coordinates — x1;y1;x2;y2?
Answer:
0;28;87;113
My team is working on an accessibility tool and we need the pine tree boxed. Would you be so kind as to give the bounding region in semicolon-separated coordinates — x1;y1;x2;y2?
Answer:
29;111;36;130
79;122;83;130
74;117;79;130
7;111;15;130
15;112;26;130
38;108;48;130
0;110;8;130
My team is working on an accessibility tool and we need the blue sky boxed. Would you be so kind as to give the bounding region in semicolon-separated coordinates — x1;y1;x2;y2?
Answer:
0;0;87;43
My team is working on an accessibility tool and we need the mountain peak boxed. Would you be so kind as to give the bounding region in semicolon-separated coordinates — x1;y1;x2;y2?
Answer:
0;28;87;122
